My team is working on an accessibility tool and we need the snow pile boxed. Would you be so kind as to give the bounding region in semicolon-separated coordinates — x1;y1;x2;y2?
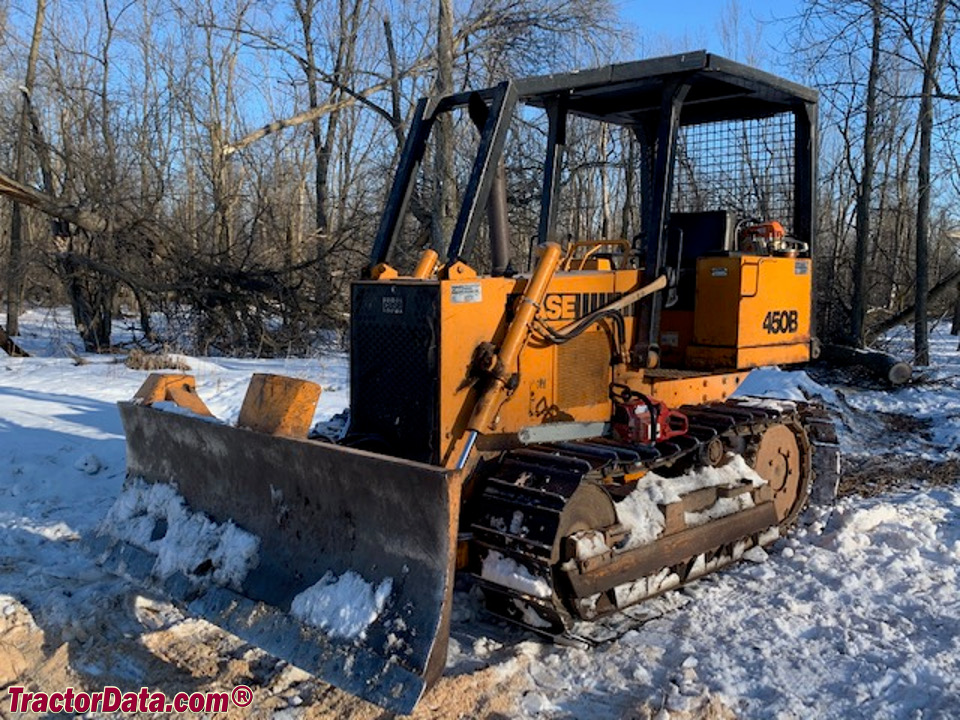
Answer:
73;453;102;475
615;455;766;548
100;479;260;590
741;545;769;563
480;550;552;599
290;570;392;640
512;598;554;629
612;567;682;607
737;365;838;405
613;482;666;547
501;487;960;718
826;497;948;559
310;409;350;440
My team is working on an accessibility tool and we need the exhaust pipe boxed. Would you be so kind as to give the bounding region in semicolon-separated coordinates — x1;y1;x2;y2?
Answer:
468;91;511;276
488;159;511;276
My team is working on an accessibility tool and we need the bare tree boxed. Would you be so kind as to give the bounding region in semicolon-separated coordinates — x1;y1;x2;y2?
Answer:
0;0;623;354
6;0;46;337
431;0;457;252
851;0;883;346
913;0;948;365
794;0;960;350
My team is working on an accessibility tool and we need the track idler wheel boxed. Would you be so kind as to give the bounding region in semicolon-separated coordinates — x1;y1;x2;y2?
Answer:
551;482;618;564
751;421;811;524
550;482;617;621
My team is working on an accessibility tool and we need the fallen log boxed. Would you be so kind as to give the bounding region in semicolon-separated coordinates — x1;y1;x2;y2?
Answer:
821;344;912;385
0;324;29;357
866;267;960;341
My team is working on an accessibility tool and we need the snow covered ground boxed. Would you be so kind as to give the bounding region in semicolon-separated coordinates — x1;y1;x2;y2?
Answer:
1;307;959;719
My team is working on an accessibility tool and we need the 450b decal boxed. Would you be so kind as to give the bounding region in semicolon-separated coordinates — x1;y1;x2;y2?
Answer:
762;309;799;334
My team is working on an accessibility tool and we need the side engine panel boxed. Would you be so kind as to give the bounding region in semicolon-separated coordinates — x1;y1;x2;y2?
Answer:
687;255;812;369
350;282;442;464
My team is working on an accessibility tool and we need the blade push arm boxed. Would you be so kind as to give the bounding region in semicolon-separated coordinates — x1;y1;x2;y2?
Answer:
454;243;562;468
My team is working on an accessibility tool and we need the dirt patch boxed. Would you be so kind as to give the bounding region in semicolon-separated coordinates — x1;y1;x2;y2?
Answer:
139;620;241;680
874;411;935;440
839;454;960;498
628;693;737;720
0;593;530;720
290;660;527;720
0;598;46;688
407;661;528;720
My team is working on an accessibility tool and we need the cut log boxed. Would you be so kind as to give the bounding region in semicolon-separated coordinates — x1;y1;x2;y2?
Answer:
821;344;912;385
0;324;29;357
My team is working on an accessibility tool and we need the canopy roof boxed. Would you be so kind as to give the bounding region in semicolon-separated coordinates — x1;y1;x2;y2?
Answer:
440;51;817;126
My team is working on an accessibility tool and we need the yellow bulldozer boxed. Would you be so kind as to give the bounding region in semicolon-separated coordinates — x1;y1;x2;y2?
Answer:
95;51;840;713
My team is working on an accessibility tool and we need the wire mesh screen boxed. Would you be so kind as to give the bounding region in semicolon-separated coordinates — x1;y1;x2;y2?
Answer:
672;113;796;232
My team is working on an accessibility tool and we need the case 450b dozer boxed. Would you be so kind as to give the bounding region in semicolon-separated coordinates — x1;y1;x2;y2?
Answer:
95;52;840;713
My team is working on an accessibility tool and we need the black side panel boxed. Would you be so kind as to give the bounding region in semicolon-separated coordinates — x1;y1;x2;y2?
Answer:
350;283;441;464
667;210;737;263
666;210;737;311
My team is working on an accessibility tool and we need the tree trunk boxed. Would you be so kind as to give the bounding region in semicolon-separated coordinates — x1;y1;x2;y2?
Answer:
432;0;457;255
6;0;46;337
914;0;947;365
599;125;610;239
296;0;361;266
850;0;882;347
621;129;637;239
0;325;29;357
58;246;115;353
383;17;407;151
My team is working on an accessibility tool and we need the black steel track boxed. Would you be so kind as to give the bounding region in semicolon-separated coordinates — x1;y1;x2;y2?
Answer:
467;397;840;639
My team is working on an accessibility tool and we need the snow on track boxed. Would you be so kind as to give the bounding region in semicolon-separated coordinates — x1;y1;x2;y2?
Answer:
480;550;553;599
615;454;766;548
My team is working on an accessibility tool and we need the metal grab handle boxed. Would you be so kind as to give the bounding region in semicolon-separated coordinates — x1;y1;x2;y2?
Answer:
741;258;767;298
562;240;632;271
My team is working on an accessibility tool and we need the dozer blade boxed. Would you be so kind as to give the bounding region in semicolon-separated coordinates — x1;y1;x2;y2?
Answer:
93;402;460;714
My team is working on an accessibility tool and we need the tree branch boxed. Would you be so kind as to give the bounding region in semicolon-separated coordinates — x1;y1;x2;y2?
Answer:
0;171;109;234
223;58;431;154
